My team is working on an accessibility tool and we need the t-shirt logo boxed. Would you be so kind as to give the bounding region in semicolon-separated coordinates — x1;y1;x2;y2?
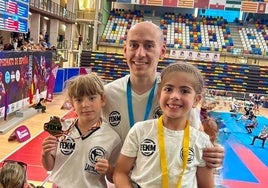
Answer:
89;146;106;164
85;146;106;174
140;139;156;156
180;147;195;164
109;111;121;126
60;137;75;155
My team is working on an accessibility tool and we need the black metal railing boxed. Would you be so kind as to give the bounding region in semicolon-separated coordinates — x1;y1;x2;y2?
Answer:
29;0;76;22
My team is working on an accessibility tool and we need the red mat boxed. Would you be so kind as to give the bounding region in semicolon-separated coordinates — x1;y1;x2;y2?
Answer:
2;131;50;182
1;110;77;182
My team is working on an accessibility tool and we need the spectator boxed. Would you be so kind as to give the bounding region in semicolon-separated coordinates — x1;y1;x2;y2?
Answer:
39;32;44;42
3;43;14;51
77;34;83;50
45;32;49;44
253;94;261;114
0;36;3;45
250;126;268;148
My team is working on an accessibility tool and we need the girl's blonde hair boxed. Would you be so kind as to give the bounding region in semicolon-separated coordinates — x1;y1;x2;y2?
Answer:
159;62;204;94
0;162;26;188
65;73;104;100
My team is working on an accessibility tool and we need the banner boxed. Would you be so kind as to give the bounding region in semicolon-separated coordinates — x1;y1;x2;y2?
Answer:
209;0;226;10
178;0;194;8
140;0;147;5
257;3;267;13
194;0;209;9
163;0;177;7
147;0;162;6
46;64;59;102
0;51;52;118
225;0;242;11
169;50;220;62
0;52;30;109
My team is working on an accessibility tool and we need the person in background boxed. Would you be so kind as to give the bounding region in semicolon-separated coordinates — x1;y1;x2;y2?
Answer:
113;63;214;188
229;98;238;118
0;160;34;188
245;115;258;133
103;21;224;168
45;32;49;44
0;72;5;107
253;94;261;114
236;106;253;122
41;73;122;187
250;126;268;148
77;34;83;50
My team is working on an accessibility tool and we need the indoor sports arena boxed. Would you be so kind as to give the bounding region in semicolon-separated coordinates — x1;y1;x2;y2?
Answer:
0;0;268;187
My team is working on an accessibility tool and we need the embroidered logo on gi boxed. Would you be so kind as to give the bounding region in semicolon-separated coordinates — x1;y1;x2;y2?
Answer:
140;139;156;156
153;106;162;119
89;146;106;164
60;137;75;155
180;147;194;164
84;147;106;174
109;111;121;126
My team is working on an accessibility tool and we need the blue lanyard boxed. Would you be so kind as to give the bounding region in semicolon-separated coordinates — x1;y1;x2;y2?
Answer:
127;78;157;127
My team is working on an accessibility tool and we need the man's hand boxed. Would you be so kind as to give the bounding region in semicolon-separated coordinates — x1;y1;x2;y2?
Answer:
203;144;225;168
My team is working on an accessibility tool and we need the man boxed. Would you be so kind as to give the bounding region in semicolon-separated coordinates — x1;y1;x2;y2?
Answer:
250;126;268;148
78;34;83;50
103;21;224;168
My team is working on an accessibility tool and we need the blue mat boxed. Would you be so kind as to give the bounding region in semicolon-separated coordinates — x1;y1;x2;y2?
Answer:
210;111;268;184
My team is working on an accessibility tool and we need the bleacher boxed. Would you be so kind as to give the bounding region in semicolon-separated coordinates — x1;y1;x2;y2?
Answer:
85;9;268;94
100;9;143;45
99;9;268;56
80;50;268;95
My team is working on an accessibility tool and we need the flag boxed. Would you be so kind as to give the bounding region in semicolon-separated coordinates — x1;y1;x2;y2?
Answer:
131;0;140;4
139;0;147;5
147;0;162;6
241;1;258;13
257;3;267;13
46;65;59;102
163;0;177;7
178;0;194;8
225;0;241;11
194;0;209;9
29;81;34;105
209;0;226;10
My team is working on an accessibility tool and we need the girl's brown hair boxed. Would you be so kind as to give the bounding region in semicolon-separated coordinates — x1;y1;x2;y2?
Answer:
159;62;204;94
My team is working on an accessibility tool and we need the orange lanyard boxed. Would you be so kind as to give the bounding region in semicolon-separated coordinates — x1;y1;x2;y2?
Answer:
157;115;190;188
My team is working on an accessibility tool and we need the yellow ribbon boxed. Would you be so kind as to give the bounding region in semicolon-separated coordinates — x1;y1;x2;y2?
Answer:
157;115;190;188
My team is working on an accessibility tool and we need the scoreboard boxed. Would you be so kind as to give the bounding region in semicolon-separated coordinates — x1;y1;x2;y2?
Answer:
0;0;29;33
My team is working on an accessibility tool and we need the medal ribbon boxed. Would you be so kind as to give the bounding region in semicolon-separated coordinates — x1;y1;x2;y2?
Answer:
157;115;190;188
127;78;157;127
